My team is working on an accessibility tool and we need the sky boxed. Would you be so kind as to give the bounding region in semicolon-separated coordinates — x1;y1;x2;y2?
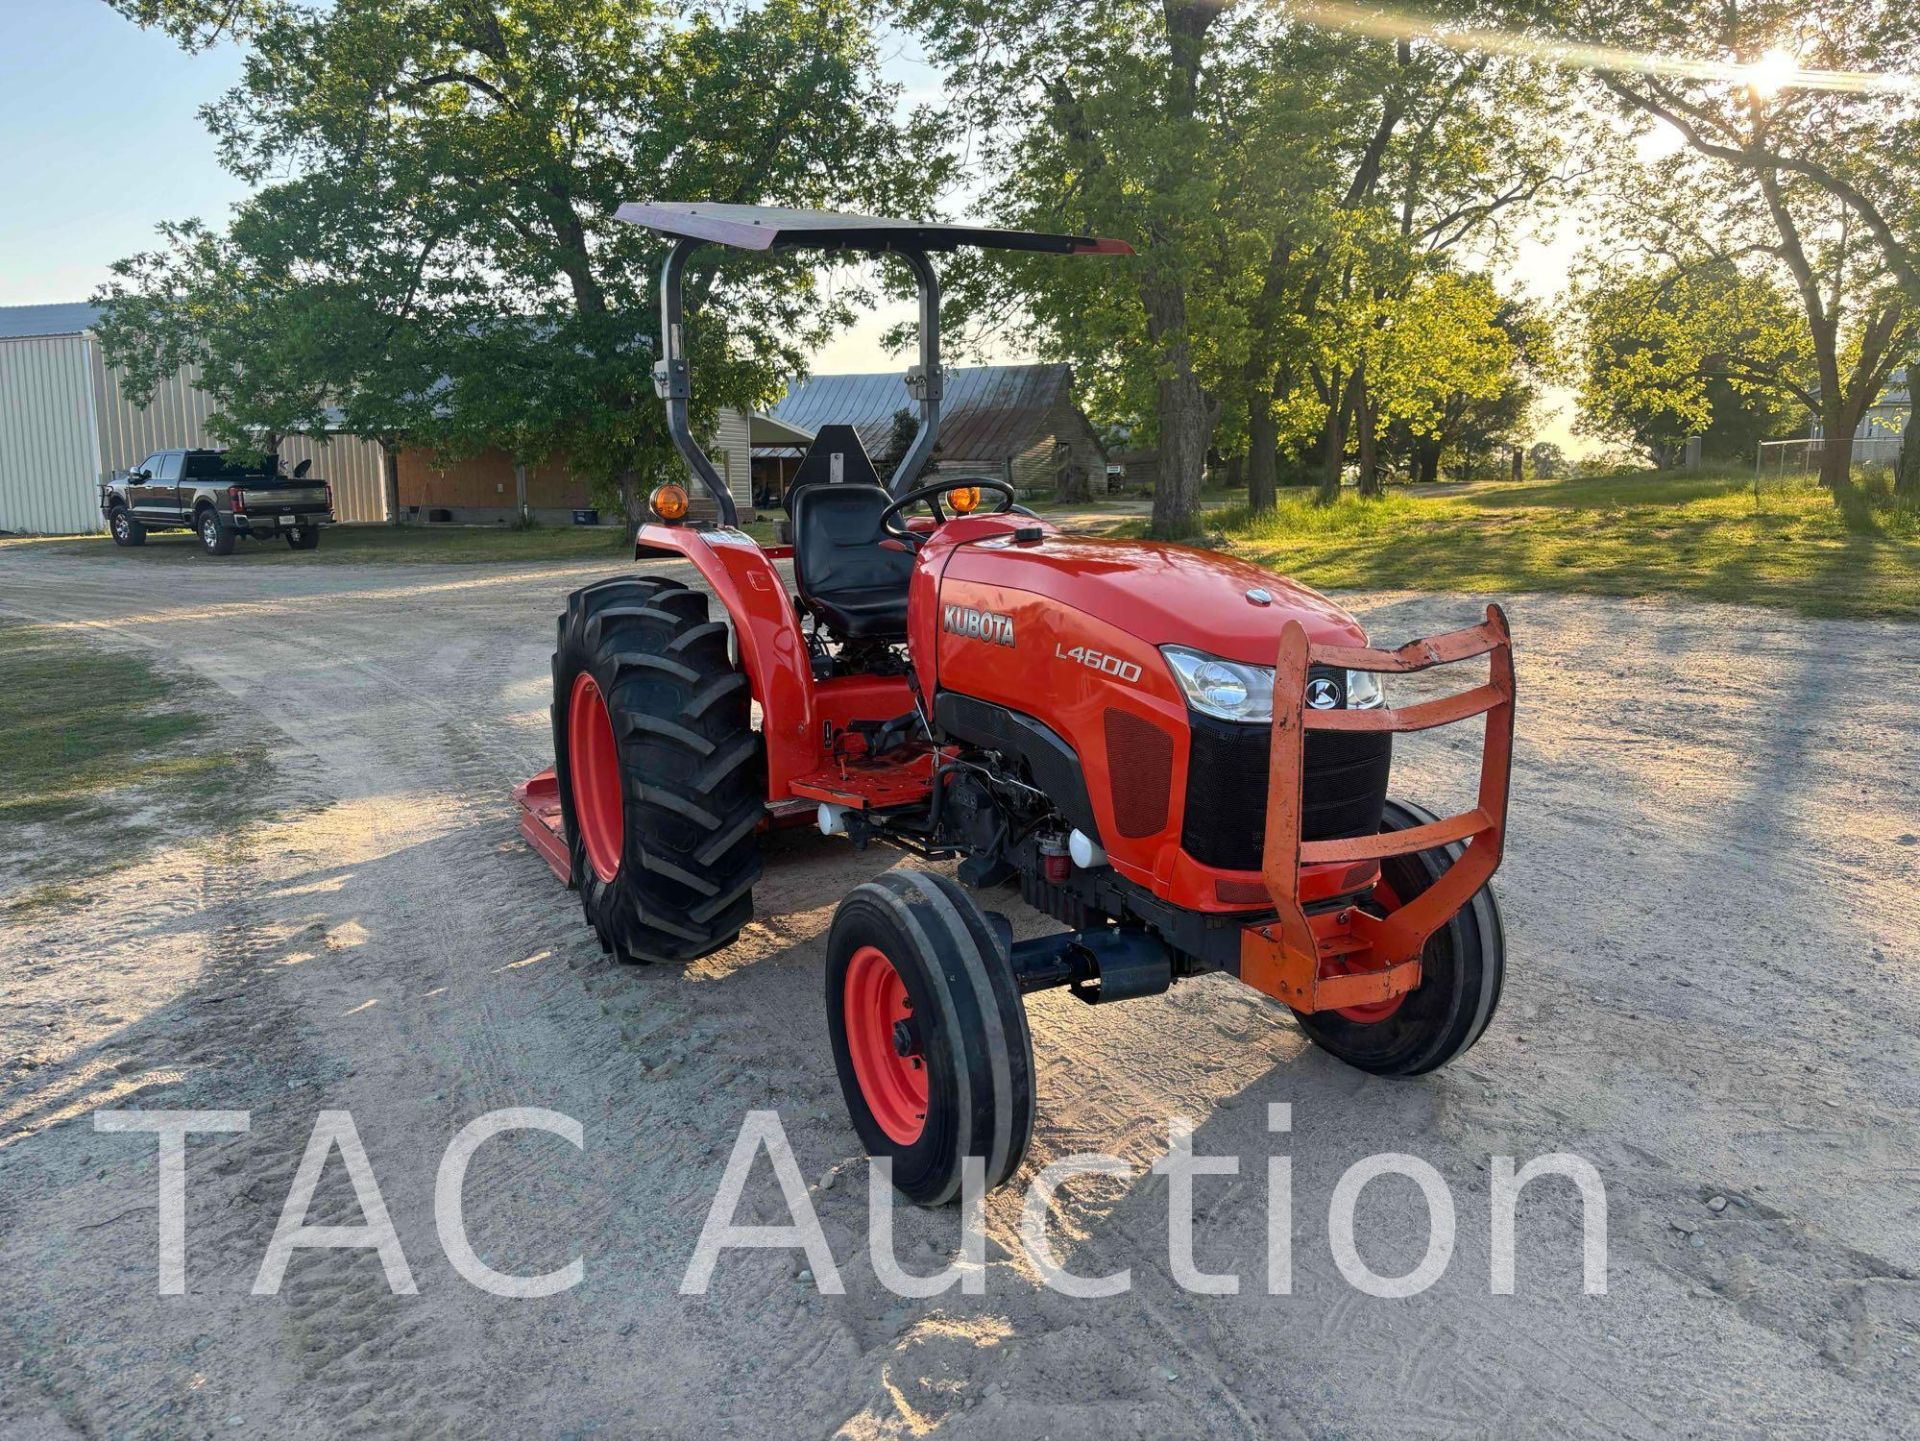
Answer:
0;0;1582;448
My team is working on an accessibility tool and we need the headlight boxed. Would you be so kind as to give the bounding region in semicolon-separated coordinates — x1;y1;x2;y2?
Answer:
1163;647;1272;722
1162;645;1387;723
1345;668;1386;710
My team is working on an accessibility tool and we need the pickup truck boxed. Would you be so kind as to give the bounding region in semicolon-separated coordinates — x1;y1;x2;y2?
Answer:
101;448;334;555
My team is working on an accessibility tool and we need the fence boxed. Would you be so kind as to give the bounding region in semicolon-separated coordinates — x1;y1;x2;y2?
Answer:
1755;436;1902;480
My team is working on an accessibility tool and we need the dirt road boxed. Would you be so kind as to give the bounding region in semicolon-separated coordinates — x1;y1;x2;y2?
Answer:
2;543;1915;1439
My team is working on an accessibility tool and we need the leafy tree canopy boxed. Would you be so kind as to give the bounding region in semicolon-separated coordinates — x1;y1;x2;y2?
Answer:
1570;248;1805;465
98;0;951;519
903;0;1582;525
1558;0;1920;489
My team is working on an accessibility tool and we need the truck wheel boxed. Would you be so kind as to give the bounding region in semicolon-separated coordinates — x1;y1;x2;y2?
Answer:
1293;798;1504;1077
109;508;145;547
285;525;321;550
827;869;1035;1206
197;508;235;556
551;576;763;963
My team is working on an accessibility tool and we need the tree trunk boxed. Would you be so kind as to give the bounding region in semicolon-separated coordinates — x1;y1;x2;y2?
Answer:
1816;383;1858;493
1246;387;1280;513
1355;373;1381;497
1144;282;1213;538
617;468;644;534
1899;389;1920;498
1412;438;1440;484
1316;370;1355;502
1818;433;1857;491
382;439;402;525
1136;1;1226;539
1151;369;1212;537
1511;447;1524;484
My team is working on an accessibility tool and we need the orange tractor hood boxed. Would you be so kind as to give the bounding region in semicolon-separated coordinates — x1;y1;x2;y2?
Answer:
939;533;1370;664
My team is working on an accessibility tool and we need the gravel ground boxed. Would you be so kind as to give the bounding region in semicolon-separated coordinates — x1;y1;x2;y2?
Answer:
1;543;1915;1439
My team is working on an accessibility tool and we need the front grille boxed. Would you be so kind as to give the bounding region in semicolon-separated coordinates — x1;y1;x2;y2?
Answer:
1180;688;1392;871
1102;708;1174;838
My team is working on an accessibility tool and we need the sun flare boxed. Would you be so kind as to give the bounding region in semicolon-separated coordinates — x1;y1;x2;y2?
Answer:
1747;48;1800;98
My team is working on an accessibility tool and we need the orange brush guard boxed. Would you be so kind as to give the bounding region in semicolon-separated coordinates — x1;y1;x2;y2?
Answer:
1241;605;1516;1013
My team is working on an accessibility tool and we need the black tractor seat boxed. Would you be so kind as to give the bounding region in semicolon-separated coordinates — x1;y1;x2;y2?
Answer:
787;426;912;640
790;482;911;639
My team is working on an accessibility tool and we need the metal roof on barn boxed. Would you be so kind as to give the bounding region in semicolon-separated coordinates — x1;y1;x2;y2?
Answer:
0;303;102;340
768;363;1074;462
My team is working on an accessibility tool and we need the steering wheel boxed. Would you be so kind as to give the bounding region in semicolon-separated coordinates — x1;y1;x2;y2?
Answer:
878;477;1019;546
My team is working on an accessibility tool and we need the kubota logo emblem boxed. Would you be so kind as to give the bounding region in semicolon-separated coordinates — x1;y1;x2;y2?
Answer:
1306;676;1343;709
943;603;1016;647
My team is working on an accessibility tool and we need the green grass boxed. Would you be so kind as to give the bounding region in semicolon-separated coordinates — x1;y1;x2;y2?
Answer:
0;620;271;917
1024;494;1133;513
1177;468;1920;621
7;517;778;566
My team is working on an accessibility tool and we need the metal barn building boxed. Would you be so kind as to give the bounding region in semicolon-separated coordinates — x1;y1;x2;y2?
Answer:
0;303;389;534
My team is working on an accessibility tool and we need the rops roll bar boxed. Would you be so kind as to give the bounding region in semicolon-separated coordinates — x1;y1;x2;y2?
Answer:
622;202;1132;529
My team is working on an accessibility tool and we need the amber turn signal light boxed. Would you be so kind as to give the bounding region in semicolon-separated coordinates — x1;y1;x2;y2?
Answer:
650;482;690;522
947;485;981;514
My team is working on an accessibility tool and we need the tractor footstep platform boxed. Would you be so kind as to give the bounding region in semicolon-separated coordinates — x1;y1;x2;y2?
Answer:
788;745;952;811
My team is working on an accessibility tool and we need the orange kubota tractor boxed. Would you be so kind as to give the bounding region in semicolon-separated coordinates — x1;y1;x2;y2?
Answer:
516;203;1514;1205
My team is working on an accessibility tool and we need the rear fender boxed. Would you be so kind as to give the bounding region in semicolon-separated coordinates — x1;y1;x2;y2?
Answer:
635;523;818;798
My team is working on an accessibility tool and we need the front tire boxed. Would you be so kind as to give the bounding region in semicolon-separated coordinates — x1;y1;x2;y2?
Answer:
827;869;1035;1206
1292;798;1505;1077
109;508;145;547
550;576;763;963
197;509;235;556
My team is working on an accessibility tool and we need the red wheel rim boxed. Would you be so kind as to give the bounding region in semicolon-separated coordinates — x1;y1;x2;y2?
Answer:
567;671;624;883
843;945;927;1145
1323;873;1408;1023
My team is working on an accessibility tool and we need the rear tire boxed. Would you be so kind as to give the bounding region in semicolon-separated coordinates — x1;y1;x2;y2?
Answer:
285;525;321;550
1292;798;1504;1077
827;869;1035;1206
109;508;145;547
197;509;235;556
550;576;763;963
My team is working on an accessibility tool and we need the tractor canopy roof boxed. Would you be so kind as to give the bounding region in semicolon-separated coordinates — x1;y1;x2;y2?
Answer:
614;201;1132;256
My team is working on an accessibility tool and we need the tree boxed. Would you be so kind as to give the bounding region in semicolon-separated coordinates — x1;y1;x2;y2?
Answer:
1565;0;1920;491
901;0;1280;538
1207;21;1584;507
1228;28;1390;513
1315;43;1579;501
93;170;444;485
100;0;949;526
1528;441;1566;478
1570;239;1843;468
1353;268;1527;491
1185;9;1582;510
1376;287;1551;483
876;408;920;477
104;0;275;49
900;2;1578;528
94;218;355;461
